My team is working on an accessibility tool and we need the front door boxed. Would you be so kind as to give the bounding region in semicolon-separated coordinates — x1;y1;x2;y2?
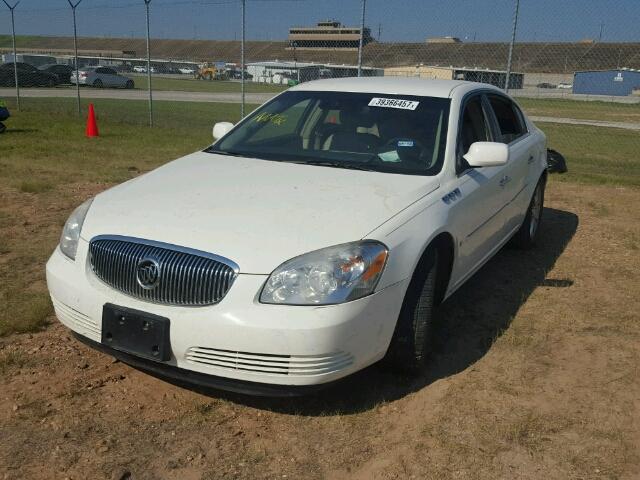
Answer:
445;94;512;290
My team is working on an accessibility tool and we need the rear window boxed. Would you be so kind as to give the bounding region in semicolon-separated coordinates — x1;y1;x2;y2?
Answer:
487;94;527;144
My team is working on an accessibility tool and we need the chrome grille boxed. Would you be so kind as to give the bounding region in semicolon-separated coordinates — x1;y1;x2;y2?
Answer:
89;236;238;306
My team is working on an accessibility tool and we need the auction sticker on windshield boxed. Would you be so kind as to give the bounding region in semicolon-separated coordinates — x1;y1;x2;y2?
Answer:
368;98;420;110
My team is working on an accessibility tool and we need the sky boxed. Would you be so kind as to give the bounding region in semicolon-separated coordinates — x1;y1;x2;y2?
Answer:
1;0;638;43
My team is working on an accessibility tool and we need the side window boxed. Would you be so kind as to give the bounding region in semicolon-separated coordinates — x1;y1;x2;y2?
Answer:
105;68;117;75
458;96;490;173
95;68;105;74
488;95;526;144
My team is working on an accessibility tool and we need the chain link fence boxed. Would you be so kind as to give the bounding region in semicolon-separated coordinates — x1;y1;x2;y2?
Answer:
1;0;639;132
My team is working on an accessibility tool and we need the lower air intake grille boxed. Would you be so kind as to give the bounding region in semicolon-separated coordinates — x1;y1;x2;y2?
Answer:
186;347;353;376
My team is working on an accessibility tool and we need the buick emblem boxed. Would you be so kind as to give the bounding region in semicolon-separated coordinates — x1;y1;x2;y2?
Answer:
136;257;161;290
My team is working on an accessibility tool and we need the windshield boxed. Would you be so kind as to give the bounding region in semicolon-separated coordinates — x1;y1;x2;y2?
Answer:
207;91;451;176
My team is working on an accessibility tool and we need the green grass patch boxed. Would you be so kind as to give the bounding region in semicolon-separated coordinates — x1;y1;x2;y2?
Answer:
131;75;288;94
516;97;640;124
18;180;54;193
537;122;640;188
0;290;52;337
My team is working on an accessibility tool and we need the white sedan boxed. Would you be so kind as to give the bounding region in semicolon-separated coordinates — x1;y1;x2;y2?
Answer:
71;66;134;89
46;77;548;395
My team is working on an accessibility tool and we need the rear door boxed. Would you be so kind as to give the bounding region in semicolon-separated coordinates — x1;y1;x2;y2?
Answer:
102;67;121;87
485;94;537;234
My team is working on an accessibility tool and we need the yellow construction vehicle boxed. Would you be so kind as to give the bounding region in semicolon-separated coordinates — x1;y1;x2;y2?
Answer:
196;63;228;81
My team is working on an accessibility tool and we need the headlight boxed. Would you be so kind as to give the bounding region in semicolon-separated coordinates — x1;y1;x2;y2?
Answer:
59;198;93;260
260;241;388;305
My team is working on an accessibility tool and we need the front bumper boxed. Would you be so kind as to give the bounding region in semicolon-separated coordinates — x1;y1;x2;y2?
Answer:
46;240;407;388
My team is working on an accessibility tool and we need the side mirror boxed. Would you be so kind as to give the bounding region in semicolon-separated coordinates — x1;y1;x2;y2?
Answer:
463;142;509;168
213;122;234;140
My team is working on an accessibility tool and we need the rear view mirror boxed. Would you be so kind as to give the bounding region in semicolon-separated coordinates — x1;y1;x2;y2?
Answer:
463;142;509;168
213;122;234;140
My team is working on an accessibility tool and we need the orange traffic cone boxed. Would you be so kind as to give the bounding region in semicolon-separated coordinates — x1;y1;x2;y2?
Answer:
85;103;99;137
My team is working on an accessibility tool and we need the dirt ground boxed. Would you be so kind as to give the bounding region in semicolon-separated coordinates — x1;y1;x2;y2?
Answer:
1;181;639;480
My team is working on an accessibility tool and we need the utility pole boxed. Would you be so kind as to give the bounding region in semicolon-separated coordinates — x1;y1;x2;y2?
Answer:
144;0;153;127
357;0;367;77
2;0;21;111
241;0;245;118
67;0;83;116
598;21;605;42
504;0;520;92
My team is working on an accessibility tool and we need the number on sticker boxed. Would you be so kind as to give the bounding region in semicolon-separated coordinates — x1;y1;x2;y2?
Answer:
368;98;420;110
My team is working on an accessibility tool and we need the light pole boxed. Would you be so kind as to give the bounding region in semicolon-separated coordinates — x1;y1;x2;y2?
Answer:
144;0;153;126
357;0;367;77
67;0;83;116
240;0;246;118
504;0;520;92
2;0;20;111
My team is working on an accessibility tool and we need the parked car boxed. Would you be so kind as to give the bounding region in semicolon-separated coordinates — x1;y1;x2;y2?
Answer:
38;64;74;84
229;69;253;80
47;77;549;395
0;62;59;87
71;66;134;89
178;67;196;75
536;82;556;89
133;66;147;73
557;83;573;90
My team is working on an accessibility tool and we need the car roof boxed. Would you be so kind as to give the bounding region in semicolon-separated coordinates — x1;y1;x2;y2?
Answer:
290;76;504;99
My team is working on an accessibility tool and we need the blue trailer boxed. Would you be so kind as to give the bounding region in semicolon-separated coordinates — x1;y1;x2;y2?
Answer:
573;69;640;96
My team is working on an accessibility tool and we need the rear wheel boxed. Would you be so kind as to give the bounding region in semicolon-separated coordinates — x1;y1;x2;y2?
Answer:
93;79;103;88
47;78;56;88
125;80;134;89
512;176;545;249
385;248;439;372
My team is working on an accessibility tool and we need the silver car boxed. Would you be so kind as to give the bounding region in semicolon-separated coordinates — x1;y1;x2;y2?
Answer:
71;66;134;89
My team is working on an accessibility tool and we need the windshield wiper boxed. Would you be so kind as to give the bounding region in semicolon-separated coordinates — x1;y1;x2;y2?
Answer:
288;160;377;172
204;148;246;157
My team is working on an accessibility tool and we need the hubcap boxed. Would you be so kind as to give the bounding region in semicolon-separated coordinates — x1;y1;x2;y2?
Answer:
529;186;542;238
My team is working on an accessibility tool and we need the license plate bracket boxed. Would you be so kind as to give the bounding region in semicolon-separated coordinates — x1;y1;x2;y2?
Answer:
102;303;171;362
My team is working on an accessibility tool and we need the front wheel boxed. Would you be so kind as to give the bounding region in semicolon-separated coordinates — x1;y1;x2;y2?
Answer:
93;79;103;88
512;176;545;249
125;80;134;89
385;248;439;372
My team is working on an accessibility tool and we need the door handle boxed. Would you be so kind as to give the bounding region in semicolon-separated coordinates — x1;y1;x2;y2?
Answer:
499;175;511;187
528;155;535;164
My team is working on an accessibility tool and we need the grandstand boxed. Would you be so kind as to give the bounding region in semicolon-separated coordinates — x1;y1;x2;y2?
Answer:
1;35;639;74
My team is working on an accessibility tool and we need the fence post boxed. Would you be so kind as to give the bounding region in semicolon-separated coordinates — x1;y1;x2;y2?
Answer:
504;0;520;92
241;0;246;118
1;0;20;111
357;0;366;77
67;0;83;116
144;0;153;127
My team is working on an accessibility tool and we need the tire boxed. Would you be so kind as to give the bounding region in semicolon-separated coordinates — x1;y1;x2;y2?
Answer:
512;176;546;249
125;80;134;89
385;247;439;372
93;79;103;88
47;78;56;88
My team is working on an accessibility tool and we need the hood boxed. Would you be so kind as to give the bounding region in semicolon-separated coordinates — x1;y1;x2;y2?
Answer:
81;151;439;274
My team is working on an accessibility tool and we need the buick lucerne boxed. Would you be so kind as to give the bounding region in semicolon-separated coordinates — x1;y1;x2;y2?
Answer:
46;77;548;395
